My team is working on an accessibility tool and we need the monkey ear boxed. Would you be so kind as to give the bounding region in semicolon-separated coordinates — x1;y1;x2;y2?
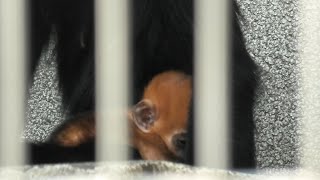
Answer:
131;99;157;133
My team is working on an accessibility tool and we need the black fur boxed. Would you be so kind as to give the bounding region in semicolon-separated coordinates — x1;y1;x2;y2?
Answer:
29;141;95;164
230;2;256;169
28;0;256;168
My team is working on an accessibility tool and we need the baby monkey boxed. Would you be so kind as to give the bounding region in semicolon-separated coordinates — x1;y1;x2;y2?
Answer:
53;71;192;162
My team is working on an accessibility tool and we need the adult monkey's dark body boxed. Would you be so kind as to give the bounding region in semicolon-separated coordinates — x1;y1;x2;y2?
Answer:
28;0;256;169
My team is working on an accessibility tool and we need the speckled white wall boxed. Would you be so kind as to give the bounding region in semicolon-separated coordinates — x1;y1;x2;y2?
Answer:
23;34;65;143
237;0;300;168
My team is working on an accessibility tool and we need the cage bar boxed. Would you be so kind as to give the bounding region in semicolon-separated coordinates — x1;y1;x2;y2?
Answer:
299;0;320;170
194;0;230;168
0;0;27;166
95;0;130;161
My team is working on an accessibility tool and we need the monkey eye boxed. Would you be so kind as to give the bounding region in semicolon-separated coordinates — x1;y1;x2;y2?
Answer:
172;133;188;151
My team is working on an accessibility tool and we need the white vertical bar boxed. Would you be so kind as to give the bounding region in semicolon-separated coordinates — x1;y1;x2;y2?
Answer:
194;0;230;168
95;0;130;161
300;0;320;170
0;0;26;166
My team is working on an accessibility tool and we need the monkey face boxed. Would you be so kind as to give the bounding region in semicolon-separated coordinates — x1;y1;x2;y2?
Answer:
130;99;189;162
130;71;192;162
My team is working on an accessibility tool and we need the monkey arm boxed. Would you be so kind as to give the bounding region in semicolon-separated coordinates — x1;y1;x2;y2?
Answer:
52;113;96;147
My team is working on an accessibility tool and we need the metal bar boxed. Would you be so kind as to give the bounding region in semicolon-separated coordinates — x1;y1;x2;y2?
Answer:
0;0;26;166
95;0;130;161
194;0;230;168
300;0;320;170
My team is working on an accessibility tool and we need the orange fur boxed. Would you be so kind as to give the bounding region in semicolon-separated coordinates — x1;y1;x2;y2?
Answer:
54;113;95;147
54;71;192;161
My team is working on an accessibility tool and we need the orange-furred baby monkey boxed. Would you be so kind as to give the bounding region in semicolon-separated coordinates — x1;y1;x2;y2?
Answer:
53;71;192;162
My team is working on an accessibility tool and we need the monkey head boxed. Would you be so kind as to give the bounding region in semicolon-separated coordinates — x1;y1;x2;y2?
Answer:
129;71;192;162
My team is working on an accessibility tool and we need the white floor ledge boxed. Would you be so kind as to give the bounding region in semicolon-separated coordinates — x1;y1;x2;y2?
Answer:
0;161;318;180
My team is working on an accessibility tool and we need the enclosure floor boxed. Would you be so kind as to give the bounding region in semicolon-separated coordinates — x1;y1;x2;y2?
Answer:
0;161;318;179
